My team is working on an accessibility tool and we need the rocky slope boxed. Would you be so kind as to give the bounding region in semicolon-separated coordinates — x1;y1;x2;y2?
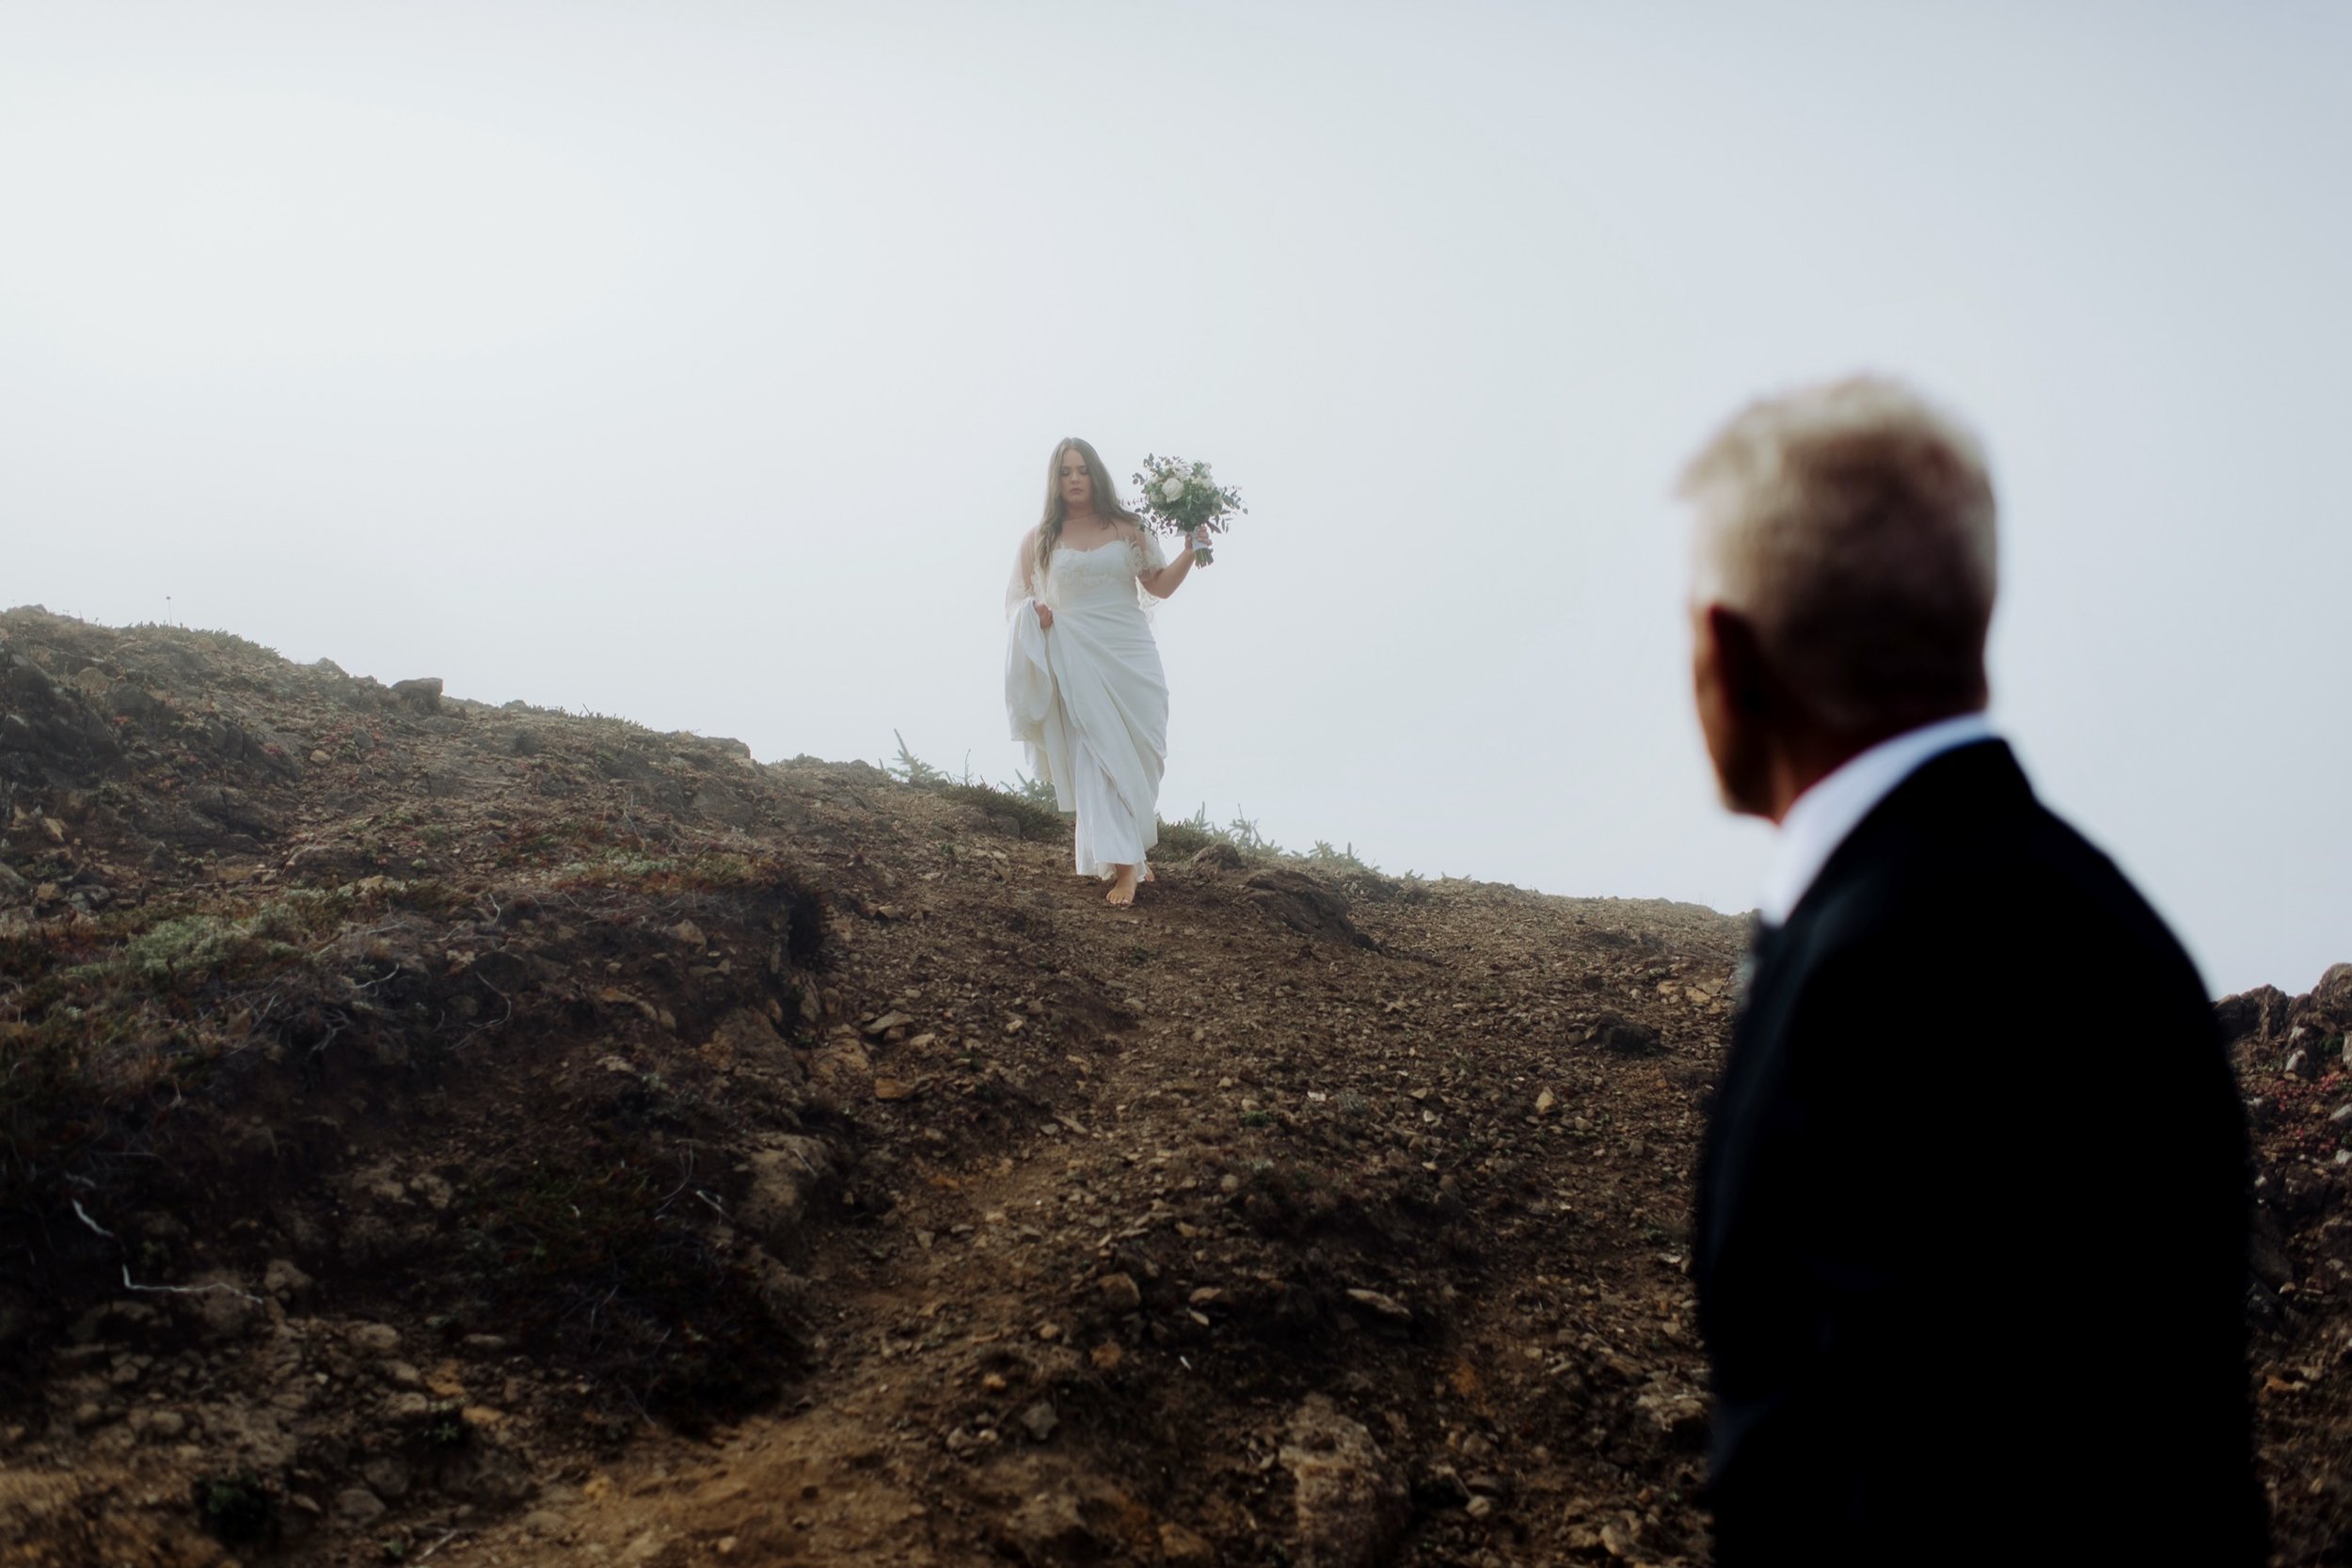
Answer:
0;605;2344;1567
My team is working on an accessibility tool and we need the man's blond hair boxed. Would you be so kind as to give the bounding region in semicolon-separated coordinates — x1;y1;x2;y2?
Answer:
1681;375;1998;735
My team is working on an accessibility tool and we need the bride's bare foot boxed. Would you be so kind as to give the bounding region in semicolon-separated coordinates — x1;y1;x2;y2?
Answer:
1106;865;1139;906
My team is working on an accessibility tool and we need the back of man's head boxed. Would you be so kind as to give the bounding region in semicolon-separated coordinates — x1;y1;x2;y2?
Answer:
1681;375;1998;737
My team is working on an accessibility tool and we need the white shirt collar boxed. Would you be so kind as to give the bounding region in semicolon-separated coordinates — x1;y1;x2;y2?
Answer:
1757;712;2000;926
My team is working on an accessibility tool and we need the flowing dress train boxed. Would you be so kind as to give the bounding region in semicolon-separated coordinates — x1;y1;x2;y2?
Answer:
1005;532;1168;879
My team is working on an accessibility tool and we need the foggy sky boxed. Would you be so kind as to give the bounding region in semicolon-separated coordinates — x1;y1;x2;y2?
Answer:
3;1;2345;996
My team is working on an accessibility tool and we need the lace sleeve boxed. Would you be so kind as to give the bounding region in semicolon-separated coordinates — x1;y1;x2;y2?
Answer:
1007;530;1047;620
1134;526;1168;574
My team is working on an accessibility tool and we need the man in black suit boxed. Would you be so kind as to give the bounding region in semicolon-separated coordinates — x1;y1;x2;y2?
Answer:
1681;377;2264;1564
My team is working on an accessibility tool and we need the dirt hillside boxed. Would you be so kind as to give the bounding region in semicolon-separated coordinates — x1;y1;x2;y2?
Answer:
1;606;2344;1567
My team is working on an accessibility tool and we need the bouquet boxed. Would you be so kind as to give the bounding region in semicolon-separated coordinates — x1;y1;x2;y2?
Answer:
1131;454;1245;565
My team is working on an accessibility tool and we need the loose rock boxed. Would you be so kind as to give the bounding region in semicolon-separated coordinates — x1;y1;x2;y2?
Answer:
1279;1395;1407;1568
1095;1273;1143;1314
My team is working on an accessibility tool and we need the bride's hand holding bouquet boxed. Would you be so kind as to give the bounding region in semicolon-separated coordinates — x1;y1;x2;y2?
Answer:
1132;455;1246;567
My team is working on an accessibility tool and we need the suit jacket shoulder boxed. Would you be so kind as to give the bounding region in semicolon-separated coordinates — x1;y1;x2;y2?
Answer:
1693;739;2261;1563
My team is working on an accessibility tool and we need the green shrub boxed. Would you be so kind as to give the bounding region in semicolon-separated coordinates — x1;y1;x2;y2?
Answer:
936;783;1062;840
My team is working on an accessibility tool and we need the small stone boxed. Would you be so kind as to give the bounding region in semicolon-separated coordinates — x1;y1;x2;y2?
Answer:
348;1323;401;1357
262;1259;314;1300
1466;1495;1495;1520
1534;1088;1556;1116
1002;1485;1130;1565
332;1487;388;1525
1187;1287;1223;1308
1019;1400;1059;1443
1096;1273;1143;1313
863;1011;914;1038
361;1457;411;1498
669;919;707;947
1159;1522;1217;1566
873;1078;916;1101
144;1410;187;1440
1089;1342;1125;1371
1344;1288;1411;1322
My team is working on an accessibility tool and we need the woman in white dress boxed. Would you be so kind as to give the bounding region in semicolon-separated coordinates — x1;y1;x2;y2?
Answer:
1004;437;1203;906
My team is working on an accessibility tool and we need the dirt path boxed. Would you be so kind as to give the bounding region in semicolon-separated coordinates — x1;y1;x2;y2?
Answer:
427;852;1738;1567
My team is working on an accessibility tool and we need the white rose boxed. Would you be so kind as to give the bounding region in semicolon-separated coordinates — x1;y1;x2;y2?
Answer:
1161;477;1186;500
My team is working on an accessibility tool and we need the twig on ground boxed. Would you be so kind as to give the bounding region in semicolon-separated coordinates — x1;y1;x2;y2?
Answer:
413;1528;462;1561
119;1266;265;1306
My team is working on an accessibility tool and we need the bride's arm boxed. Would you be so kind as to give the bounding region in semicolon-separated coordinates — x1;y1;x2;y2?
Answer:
1011;530;1052;627
1135;523;1199;600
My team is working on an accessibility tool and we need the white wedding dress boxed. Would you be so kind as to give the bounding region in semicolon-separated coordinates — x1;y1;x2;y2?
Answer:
1005;531;1169;879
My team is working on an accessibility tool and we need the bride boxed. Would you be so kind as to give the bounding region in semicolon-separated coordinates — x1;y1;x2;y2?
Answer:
1005;437;1203;906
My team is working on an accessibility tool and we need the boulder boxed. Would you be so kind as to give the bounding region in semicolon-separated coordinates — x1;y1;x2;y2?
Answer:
1243;869;1371;948
2296;963;2352;1033
2215;984;2294;1044
1190;842;1245;871
0;647;125;793
996;1475;1154;1567
738;1136;835;1252
704;1007;806;1085
1591;1012;1664;1055
1279;1395;1406;1568
391;677;444;714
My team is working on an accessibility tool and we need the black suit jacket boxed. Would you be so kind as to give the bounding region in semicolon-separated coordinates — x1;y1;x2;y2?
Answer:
1694;741;2264;1565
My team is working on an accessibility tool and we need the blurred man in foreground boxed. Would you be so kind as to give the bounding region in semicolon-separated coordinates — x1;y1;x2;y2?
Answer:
1680;377;2264;1564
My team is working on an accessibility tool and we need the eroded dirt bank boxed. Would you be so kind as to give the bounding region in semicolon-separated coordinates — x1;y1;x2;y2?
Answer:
2;607;2345;1566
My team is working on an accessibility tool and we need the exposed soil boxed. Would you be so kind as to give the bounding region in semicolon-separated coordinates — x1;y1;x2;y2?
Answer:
1;605;2345;1567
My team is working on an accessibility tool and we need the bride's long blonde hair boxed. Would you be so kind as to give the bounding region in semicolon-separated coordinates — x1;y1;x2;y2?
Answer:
1036;437;1141;574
